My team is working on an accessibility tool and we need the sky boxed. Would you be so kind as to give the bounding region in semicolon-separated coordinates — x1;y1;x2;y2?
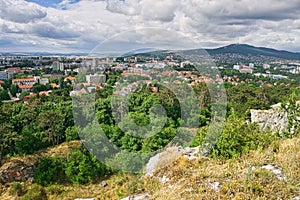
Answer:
1;0;300;53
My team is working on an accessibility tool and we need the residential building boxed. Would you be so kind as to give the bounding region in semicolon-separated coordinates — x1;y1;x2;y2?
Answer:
263;64;270;69
39;78;50;85
18;84;33;92
86;74;106;84
290;66;300;74
239;68;253;74
0;71;8;80
52;62;64;71
64;76;76;84
233;64;240;70
12;77;36;85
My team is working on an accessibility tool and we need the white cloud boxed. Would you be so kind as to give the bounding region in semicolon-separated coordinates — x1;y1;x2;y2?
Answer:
106;0;141;16
0;0;47;23
1;0;300;52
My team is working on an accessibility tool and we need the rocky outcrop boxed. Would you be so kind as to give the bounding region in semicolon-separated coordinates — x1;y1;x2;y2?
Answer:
74;199;95;200
261;164;287;181
144;146;199;176
0;157;40;183
250;103;288;133
120;193;151;200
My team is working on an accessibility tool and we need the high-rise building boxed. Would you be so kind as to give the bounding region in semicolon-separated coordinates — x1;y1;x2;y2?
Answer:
52;62;64;71
92;58;99;67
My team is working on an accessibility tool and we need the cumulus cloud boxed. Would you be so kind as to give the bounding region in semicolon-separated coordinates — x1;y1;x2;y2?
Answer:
1;0;300;52
140;0;178;22
106;0;141;16
106;0;178;22
29;22;80;39
0;0;47;23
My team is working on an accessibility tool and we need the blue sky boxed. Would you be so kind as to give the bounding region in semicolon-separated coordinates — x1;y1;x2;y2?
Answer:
25;0;63;8
1;0;300;53
25;0;80;9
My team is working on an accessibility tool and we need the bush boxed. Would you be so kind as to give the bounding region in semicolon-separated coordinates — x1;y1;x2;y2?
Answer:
34;157;66;186
193;112;278;159
64;148;111;184
65;126;79;142
21;184;47;200
9;183;24;196
47;185;65;195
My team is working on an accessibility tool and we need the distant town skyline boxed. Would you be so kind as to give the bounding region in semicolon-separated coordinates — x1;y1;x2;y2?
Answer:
1;0;300;53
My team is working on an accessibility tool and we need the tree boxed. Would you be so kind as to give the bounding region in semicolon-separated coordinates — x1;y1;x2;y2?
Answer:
0;123;19;164
32;84;48;94
38;110;64;146
0;104;20;163
9;84;18;97
19;91;30;99
0;89;10;101
34;156;66;186
64;148;110;184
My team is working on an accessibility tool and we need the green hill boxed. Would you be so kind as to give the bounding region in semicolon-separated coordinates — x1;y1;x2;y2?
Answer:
206;44;300;60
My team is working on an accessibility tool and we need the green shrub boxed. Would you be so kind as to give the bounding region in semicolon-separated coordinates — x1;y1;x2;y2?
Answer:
64;148;111;184
47;185;65;195
9;183;24;196
65;126;79;142
34;156;66;186
193;111;278;159
21;184;47;200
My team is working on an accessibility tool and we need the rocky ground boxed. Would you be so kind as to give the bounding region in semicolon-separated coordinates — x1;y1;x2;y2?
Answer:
0;137;299;200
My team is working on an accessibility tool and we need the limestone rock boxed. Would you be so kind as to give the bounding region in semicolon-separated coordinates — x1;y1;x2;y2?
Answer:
261;164;287;181
290;196;300;200
208;182;220;192
159;175;170;184
74;198;95;200
120;193;151;200
101;181;108;187
144;146;199;176
0;158;38;183
250;103;288;134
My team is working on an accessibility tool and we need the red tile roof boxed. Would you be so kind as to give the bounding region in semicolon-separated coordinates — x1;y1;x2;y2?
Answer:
18;84;33;89
13;77;35;82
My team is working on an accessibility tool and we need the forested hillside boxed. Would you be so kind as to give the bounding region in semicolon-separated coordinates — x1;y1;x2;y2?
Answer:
0;69;299;199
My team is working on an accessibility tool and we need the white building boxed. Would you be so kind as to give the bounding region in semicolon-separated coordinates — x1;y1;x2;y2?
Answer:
52;62;64;71
40;78;50;85
0;71;8;80
263;64;270;69
233;64;240;70
249;63;255;68
290;66;300;74
92;58;99;68
239;68;253;74
273;75;288;79
86;74;106;84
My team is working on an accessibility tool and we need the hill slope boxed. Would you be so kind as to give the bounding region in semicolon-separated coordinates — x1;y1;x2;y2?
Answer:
0;136;299;199
206;44;300;60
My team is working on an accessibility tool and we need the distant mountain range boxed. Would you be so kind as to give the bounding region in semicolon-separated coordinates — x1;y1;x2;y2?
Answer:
0;52;88;57
205;44;300;60
1;44;300;60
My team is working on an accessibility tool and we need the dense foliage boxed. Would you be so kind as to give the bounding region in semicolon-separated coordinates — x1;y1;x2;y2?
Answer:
0;69;299;187
34;147;112;186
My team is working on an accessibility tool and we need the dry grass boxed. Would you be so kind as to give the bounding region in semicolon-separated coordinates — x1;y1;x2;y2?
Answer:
150;135;300;199
1;137;299;200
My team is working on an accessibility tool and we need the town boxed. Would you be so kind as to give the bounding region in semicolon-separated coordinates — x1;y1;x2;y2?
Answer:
1;52;300;103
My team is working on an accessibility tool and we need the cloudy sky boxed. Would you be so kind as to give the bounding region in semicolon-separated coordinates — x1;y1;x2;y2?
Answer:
1;0;300;53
